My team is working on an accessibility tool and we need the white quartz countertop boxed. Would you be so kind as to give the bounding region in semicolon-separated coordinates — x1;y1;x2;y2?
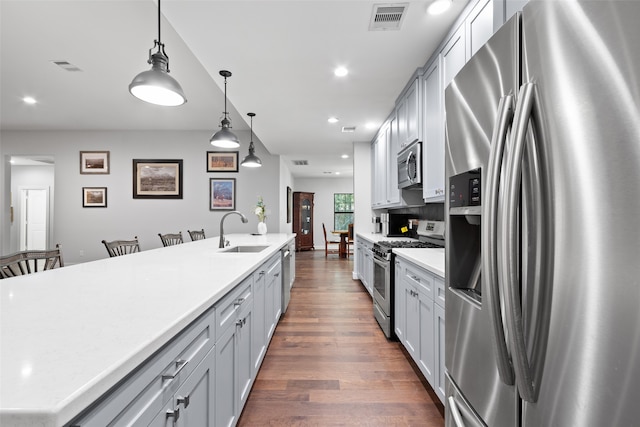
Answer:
393;247;445;278
0;233;294;427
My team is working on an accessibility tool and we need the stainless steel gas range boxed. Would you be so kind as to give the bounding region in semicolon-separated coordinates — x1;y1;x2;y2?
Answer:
372;221;445;338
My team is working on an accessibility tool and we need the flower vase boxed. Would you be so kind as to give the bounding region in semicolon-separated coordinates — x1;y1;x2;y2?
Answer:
257;221;267;235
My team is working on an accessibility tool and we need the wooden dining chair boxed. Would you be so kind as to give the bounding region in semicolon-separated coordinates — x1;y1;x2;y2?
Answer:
322;223;340;258
158;232;184;247
347;223;354;258
187;229;206;241
0;244;64;279
102;237;140;257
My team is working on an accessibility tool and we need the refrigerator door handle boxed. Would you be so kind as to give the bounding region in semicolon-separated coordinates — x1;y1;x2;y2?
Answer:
448;396;467;427
483;94;515;386
502;81;536;403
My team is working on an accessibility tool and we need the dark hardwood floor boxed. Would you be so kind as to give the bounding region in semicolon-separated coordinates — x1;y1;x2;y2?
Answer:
237;250;445;426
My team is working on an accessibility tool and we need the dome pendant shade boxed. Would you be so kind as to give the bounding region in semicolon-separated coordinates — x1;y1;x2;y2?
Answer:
241;142;262;167
241;112;262;167
129;52;186;107
129;0;186;107
210;70;240;148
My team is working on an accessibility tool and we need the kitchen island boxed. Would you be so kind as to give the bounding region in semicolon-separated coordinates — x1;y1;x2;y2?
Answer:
0;233;294;427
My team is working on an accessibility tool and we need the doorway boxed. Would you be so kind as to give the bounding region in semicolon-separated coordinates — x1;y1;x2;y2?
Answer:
19;187;49;250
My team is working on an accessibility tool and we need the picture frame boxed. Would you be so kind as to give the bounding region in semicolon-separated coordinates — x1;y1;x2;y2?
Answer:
207;151;239;172
210;178;236;210
80;151;110;174
287;186;293;223
82;187;107;208
133;159;183;199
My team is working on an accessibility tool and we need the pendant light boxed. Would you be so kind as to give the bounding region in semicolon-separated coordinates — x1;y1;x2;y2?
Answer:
129;0;186;107
209;70;240;148
241;113;262;168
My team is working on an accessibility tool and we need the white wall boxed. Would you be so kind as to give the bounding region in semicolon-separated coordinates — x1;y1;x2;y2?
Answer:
353;141;372;235
293;177;353;250
0;129;282;264
278;158;294;234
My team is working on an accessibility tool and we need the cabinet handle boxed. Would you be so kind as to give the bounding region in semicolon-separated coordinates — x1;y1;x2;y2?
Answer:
166;408;180;422
411;275;420;282
259;270;266;276
162;359;188;381
234;297;245;307
274;272;280;277
236;317;247;328
177;395;190;408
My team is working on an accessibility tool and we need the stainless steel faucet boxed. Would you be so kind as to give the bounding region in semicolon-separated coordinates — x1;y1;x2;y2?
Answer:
219;211;248;248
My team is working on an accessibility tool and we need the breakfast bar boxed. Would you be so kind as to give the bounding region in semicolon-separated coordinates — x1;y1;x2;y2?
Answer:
0;233;294;427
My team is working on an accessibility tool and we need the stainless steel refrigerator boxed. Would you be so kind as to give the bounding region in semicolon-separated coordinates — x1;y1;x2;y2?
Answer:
444;1;640;426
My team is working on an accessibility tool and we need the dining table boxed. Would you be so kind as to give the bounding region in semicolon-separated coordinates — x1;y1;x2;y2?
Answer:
331;230;349;258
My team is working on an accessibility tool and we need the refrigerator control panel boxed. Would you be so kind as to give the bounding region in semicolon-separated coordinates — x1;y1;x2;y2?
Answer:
449;169;481;207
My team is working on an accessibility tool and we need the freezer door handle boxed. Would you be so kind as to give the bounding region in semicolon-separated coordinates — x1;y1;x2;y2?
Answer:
502;81;537;403
448;396;467;427
483;94;515;386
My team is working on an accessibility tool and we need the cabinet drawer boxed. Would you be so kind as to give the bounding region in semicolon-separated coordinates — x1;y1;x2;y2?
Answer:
215;276;253;336
71;308;216;426
404;262;434;299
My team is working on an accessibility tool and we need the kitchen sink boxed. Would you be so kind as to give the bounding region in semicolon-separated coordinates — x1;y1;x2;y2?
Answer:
219;245;270;253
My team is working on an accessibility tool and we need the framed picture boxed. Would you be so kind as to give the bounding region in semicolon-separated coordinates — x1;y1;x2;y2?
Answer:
82;187;107;208
287;186;293;223
210;178;236;210
207;151;238;172
80;151;110;174
133;159;183;199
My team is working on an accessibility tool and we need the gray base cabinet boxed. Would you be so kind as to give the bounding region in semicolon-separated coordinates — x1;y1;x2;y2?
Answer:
71;250;285;427
395;255;445;403
356;236;374;296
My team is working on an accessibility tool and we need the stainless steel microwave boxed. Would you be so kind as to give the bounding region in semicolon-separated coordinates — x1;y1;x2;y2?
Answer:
397;140;422;189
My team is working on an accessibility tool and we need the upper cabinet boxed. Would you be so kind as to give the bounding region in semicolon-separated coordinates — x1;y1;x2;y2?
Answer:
466;0;495;59
422;59;445;202
396;77;422;151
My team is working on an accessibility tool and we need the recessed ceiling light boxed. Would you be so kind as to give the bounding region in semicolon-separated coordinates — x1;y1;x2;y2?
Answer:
328;117;339;123
335;172;341;175
341;154;349;159
427;0;452;15
23;96;37;105
334;67;348;77
366;122;378;130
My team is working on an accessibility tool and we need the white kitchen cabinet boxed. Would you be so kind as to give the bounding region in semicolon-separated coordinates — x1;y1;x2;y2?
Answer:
355;236;374;297
70;309;216;427
251;267;267;374
149;346;216;427
421;59;445;202
466;0;494;58
265;254;282;341
442;25;467;91
396;76;421;151
434;303;446;403
386;115;401;205
214;277;253;427
393;258;405;343
402;260;435;386
395;255;444;404
371;123;388;207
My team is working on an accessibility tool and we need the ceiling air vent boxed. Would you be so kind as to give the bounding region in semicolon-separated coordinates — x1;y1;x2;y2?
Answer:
292;160;309;166
342;126;356;133
51;60;83;72
369;3;409;31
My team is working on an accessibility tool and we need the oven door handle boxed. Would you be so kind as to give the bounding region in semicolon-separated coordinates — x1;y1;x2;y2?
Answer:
373;256;389;269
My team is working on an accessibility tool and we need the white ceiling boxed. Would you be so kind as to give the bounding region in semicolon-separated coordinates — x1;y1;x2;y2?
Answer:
0;0;468;178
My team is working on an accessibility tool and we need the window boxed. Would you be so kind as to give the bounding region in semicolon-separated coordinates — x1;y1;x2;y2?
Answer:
334;193;354;231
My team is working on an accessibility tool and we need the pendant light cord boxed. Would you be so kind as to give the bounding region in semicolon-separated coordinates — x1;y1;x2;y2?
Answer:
223;76;228;118
157;0;162;45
